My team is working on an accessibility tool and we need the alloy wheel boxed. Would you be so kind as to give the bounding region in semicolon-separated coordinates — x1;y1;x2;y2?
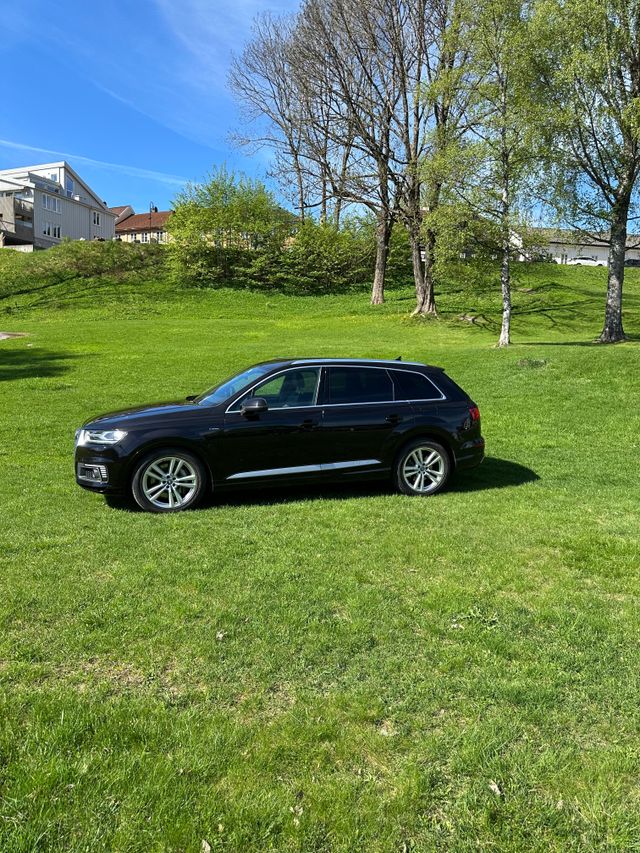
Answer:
401;445;446;494
141;456;199;509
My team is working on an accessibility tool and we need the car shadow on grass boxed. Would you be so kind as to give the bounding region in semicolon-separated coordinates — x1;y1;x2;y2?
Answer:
0;347;78;381
447;457;539;493
211;458;539;507
105;456;538;512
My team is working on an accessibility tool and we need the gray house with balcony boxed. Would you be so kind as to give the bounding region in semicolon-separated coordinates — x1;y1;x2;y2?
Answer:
0;161;115;251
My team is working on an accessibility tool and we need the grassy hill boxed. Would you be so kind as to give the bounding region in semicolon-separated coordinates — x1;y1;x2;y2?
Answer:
1;246;639;850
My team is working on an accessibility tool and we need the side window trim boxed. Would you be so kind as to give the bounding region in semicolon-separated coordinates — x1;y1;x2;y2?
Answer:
225;367;322;413
225;365;447;412
322;365;446;406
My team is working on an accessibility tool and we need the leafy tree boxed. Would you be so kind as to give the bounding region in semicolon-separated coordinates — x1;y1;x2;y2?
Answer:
460;0;537;346
169;167;296;286
532;0;640;342
412;0;475;316
430;0;538;345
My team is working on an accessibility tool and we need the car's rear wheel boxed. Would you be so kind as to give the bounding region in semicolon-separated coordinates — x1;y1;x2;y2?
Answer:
131;450;206;513
394;439;451;497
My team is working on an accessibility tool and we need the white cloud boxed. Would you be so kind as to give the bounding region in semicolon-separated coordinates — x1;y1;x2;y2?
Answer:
0;138;188;187
154;0;300;89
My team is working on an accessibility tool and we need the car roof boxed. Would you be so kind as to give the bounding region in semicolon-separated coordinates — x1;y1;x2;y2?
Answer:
266;357;445;371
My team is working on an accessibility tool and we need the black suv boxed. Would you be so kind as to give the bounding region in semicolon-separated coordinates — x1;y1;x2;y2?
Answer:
75;358;484;512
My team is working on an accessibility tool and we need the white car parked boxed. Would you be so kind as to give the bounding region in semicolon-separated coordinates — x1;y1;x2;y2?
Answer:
566;256;606;267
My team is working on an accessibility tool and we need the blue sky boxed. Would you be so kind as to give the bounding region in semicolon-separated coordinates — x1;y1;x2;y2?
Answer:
1;0;299;212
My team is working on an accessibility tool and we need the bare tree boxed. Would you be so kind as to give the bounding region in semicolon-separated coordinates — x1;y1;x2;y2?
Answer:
229;14;310;222
230;0;474;313
291;0;408;303
296;0;475;313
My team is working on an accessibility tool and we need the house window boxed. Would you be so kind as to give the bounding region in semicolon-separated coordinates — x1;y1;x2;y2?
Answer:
156;231;164;242
93;211;102;226
65;176;74;198
141;232;149;243
42;222;60;238
42;194;61;213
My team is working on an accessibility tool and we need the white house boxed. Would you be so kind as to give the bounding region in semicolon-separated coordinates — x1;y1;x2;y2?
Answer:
525;228;640;265
0;161;115;251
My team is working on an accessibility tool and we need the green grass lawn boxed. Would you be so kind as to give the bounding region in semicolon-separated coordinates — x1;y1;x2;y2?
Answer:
1;260;639;851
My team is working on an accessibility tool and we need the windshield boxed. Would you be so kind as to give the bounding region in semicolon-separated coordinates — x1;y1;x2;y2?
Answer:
195;362;287;406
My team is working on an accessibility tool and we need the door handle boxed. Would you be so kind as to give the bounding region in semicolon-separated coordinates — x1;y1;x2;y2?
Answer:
385;414;401;424
301;418;318;429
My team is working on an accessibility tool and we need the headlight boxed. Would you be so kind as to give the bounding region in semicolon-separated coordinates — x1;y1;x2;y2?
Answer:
76;428;128;446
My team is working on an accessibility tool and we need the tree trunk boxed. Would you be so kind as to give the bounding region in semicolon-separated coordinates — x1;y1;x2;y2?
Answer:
371;213;392;305
320;173;328;224
294;156;305;224
599;195;630;343
498;238;511;347
412;227;437;315
497;102;511;347
334;197;343;229
498;174;511;346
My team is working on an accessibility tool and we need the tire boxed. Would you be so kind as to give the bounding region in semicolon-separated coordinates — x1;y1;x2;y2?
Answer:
131;449;207;513
394;439;451;497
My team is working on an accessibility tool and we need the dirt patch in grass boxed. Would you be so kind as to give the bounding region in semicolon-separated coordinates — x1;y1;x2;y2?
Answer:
0;656;204;701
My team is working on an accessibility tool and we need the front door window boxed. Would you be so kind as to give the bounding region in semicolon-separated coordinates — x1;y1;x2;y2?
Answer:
234;368;320;410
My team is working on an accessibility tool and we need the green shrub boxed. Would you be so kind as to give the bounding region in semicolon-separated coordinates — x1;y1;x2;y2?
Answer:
246;220;374;294
168;167;296;288
168;242;252;288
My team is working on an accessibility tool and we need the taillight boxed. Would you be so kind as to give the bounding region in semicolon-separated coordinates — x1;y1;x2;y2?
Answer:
469;405;480;423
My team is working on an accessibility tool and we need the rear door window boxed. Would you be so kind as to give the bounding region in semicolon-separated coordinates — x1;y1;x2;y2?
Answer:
325;367;394;404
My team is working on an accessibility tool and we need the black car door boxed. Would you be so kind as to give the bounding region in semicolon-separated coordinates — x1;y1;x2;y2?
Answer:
318;366;413;472
219;367;325;482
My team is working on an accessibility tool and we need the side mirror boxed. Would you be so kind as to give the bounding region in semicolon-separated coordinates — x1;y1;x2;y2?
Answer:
185;394;197;402
241;396;268;417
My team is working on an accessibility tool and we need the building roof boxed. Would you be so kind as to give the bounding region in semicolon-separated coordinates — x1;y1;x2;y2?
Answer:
115;210;172;233
109;206;129;216
533;226;640;249
0;161;114;213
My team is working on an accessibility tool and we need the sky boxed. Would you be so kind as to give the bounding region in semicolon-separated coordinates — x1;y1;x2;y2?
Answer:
1;0;299;212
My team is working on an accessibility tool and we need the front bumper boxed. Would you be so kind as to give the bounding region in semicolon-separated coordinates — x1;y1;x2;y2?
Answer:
75;445;128;494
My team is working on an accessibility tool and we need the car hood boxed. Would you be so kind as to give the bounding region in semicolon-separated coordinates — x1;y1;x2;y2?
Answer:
84;399;202;427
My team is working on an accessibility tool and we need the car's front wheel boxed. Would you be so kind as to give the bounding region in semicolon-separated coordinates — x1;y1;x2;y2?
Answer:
131;449;206;513
394;439;451;497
